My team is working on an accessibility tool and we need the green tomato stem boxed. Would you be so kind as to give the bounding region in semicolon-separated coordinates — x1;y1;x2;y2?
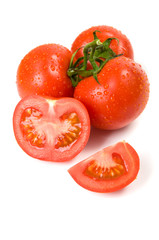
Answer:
67;31;123;87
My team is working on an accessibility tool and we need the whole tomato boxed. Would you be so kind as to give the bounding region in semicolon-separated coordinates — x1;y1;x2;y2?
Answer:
73;56;149;130
17;44;74;98
71;25;134;60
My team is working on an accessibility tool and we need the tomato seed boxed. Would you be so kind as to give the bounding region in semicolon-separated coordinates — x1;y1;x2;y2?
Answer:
85;153;127;180
20;108;46;148
55;112;81;149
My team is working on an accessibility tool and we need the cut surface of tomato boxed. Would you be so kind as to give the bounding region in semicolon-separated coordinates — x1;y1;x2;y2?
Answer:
13;95;90;161
68;141;140;192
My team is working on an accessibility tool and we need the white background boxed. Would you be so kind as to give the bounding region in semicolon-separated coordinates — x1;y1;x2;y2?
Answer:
0;0;158;239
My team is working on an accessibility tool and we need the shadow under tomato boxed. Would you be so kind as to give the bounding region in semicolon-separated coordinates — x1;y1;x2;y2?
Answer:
134;152;152;189
85;121;138;153
62;121;138;166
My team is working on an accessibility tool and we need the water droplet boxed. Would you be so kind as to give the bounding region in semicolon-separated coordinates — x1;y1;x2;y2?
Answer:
97;92;102;95
104;84;109;89
110;94;115;102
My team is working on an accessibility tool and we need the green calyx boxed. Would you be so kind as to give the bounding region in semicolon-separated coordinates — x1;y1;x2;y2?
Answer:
67;30;123;87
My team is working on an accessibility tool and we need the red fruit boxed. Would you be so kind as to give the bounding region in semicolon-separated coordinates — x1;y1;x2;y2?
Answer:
13;95;90;161
17;44;74;98
68;141;140;193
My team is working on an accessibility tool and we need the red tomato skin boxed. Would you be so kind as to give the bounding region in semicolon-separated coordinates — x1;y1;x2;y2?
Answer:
17;44;74;98
74;56;150;130
68;141;140;193
71;25;134;60
13;95;90;162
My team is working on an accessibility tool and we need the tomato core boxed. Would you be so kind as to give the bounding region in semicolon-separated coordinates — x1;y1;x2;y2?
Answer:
20;106;82;151
85;152;127;180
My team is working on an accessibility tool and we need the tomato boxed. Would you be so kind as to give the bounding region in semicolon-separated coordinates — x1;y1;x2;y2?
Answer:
74;56;149;130
68;141;140;193
13;95;90;162
71;25;134;60
17;44;74;98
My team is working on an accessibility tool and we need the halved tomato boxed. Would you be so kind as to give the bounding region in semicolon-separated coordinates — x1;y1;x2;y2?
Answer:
68;141;140;192
13;95;90;161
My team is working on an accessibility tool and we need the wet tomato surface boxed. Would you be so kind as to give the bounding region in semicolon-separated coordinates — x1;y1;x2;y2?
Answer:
17;44;74;98
74;56;149;130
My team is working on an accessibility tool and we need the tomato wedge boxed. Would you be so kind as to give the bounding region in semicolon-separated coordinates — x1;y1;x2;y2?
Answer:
68;141;140;192
13;95;90;161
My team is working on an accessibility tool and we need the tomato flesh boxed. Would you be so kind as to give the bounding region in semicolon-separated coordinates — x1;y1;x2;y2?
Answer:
85;153;127;180
20;108;81;150
68;141;140;193
13;95;90;162
55;112;81;150
20;107;46;148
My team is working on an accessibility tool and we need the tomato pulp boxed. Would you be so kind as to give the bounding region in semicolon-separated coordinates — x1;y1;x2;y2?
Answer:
13;95;90;161
68;141;140;193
